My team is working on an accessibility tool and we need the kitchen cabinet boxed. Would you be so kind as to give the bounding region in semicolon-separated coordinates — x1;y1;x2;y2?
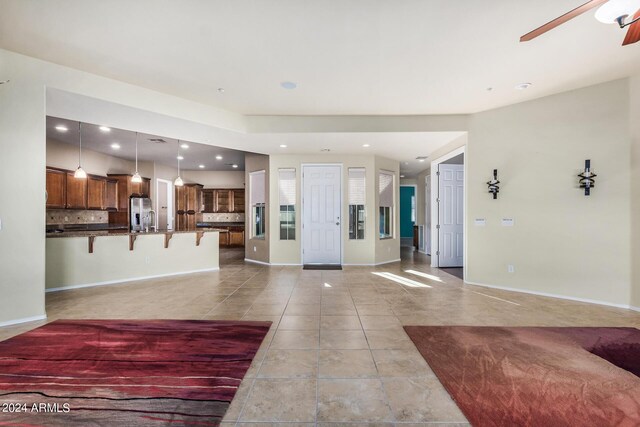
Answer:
104;179;118;211
232;189;245;213
202;189;245;213
186;184;203;213
130;178;150;197
218;231;229;247
87;176;105;210
216;190;231;213
46;168;66;209
229;227;245;246
65;171;88;209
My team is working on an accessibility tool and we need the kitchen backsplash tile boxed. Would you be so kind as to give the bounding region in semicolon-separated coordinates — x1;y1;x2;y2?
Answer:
202;213;245;223
47;209;108;225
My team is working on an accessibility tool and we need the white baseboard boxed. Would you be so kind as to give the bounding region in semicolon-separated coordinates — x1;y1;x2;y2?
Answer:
464;280;636;311
630;305;640;313
271;263;303;266
244;258;271;266
374;258;402;266
46;267;220;293
0;314;47;328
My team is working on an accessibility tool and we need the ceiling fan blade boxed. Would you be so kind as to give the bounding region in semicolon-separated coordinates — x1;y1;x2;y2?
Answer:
520;0;610;42
622;9;640;45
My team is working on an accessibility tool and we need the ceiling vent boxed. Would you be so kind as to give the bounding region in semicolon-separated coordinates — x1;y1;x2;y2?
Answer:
415;156;429;160
148;138;167;143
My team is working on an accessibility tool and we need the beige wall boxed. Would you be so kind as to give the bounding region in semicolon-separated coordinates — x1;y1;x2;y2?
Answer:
46;232;219;290
245;154;270;263
631;74;640;309
466;79;631;307
182;170;245;188
267;154;378;265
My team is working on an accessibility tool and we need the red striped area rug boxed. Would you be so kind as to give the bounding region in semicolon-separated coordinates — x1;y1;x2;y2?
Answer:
0;319;271;426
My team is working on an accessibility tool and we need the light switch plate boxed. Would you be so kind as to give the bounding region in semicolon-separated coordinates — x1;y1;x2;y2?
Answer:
474;218;486;226
501;218;514;227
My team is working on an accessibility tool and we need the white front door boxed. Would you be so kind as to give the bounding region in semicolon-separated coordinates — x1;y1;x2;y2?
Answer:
302;165;342;265
438;164;464;267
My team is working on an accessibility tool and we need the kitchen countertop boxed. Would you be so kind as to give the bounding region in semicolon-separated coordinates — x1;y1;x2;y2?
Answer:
46;229;227;238
197;222;245;228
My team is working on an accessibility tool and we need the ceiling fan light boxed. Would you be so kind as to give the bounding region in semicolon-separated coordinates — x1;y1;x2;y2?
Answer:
595;0;640;23
74;166;87;179
131;172;142;183
174;176;184;187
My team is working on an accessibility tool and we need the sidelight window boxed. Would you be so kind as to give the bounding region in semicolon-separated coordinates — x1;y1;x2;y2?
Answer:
279;168;296;240
348;168;366;240
250;170;266;239
379;171;394;239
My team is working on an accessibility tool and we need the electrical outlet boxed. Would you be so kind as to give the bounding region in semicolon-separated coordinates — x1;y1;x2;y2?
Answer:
253;246;257;252
145;256;151;264
90;216;95;221
64;216;69;222
508;265;515;273
0;218;2;230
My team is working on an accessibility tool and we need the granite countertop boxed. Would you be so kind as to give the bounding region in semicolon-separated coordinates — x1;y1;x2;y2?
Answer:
197;222;245;228
46;229;227;238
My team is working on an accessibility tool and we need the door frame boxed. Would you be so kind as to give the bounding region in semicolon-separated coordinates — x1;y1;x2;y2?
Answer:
430;145;466;271
423;175;431;255
156;178;174;231
301;163;343;265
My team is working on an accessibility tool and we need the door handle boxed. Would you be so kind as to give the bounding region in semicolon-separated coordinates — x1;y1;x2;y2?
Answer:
336;222;340;226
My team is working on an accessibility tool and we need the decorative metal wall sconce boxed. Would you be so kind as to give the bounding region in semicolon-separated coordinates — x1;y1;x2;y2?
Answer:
487;169;500;199
578;159;596;196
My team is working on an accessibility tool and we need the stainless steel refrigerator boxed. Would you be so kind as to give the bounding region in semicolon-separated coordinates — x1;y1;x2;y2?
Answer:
130;196;152;232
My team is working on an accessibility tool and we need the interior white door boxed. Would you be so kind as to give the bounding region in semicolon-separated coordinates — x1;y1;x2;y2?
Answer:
303;165;342;265
437;164;463;267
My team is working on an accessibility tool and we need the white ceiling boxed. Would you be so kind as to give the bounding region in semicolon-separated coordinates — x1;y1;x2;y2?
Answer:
47;117;247;171
2;1;640;115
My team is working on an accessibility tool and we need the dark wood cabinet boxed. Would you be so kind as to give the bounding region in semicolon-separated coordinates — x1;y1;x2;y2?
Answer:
186;185;203;213
175;186;186;212
65;172;88;209
201;189;245;213
46;168;66;209
232;190;245;213
104;179;118;211
87;176;105;210
175;184;203;231
219;231;230;247
229;228;245;246
216;190;231;213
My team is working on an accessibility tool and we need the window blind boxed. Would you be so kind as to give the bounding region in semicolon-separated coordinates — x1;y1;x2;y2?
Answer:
250;170;266;205
379;171;394;207
348;168;366;205
279;169;296;206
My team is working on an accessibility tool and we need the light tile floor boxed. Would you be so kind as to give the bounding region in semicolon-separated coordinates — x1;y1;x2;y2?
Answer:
1;248;639;426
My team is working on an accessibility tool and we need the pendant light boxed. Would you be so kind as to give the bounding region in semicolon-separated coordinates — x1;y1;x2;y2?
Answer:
73;122;87;179
174;140;184;187
131;132;142;183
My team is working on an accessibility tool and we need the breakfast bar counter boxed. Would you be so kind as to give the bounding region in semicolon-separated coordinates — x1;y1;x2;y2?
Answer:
46;229;222;292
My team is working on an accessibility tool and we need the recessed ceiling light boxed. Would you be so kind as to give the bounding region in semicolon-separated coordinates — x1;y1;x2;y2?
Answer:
419;159;425;162
216;155;223;160
99;126;111;132
199;164;205;168
280;144;287;148
180;143;189;149
404;162;409;165
400;175;405;178
177;155;184;160
217;88;225;93
232;164;239;168
110;143;121;149
280;81;297;90
515;82;532;90
362;144;370;147
55;125;68;132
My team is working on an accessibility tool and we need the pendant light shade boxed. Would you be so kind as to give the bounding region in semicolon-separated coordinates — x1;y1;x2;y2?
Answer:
174;140;184;187
74;122;87;179
131;132;143;183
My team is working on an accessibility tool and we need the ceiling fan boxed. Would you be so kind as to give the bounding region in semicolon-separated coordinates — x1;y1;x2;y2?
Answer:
521;0;640;45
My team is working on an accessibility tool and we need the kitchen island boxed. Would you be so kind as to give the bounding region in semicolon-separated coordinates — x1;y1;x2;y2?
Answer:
46;229;225;292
